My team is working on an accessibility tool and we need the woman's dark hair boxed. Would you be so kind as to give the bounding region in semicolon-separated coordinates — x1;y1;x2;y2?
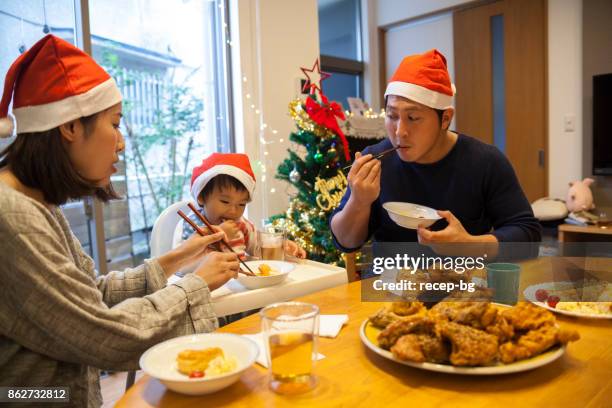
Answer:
0;114;119;205
199;174;250;203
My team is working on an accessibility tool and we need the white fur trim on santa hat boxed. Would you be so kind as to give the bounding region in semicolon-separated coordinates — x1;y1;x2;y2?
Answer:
12;77;122;134
191;164;256;202
0;116;14;138
385;81;455;110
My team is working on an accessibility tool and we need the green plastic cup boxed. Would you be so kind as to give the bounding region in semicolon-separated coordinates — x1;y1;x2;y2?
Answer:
486;263;521;305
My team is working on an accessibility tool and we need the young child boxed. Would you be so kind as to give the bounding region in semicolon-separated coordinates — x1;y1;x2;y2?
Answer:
181;153;306;260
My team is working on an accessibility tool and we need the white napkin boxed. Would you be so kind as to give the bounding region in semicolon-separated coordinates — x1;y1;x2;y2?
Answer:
241;333;325;368
318;314;349;338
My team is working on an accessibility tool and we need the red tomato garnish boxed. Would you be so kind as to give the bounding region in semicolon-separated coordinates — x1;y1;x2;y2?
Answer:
547;295;560;308
535;289;549;302
189;371;204;378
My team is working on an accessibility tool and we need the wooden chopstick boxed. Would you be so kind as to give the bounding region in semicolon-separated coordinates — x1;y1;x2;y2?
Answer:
177;209;256;276
341;145;404;172
186;203;257;276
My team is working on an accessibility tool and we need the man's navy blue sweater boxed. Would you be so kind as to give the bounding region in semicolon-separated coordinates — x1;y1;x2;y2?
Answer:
331;134;542;251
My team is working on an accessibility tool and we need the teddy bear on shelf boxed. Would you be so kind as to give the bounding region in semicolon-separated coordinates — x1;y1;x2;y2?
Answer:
566;178;595;212
566;178;600;224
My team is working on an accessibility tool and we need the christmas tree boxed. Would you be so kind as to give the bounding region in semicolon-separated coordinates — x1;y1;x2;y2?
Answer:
271;60;352;265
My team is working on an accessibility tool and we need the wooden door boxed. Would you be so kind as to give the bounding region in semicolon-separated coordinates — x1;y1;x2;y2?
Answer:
454;0;547;201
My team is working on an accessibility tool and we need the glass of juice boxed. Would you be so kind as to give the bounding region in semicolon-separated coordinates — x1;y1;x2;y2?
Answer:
257;229;285;261
260;302;319;394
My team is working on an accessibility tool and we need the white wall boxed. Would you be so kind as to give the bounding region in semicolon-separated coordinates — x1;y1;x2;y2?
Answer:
230;0;320;226
376;0;474;27
384;13;454;85
547;0;583;199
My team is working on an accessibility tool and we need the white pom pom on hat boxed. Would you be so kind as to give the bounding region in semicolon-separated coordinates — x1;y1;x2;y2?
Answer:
0;116;14;138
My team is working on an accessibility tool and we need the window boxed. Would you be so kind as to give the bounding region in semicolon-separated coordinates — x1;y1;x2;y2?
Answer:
0;0;233;270
318;0;363;109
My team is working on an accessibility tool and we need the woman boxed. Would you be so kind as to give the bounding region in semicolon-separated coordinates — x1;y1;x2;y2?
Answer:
0;35;238;407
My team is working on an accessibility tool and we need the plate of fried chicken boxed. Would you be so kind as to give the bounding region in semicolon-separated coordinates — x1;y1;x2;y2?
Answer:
361;292;580;375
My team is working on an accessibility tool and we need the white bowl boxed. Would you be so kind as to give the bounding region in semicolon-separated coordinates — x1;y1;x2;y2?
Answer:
237;260;295;289
383;201;441;229
139;333;258;395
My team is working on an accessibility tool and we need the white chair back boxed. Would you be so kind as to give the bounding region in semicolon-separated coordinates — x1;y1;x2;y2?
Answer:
150;200;192;258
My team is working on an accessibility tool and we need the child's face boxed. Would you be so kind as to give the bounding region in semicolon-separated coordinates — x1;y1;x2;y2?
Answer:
200;186;249;224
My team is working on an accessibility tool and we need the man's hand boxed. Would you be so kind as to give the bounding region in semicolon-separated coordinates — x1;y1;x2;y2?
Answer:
417;210;472;244
347;152;381;206
417;210;498;257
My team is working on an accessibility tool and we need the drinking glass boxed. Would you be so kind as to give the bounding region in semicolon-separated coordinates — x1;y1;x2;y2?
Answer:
260;302;319;394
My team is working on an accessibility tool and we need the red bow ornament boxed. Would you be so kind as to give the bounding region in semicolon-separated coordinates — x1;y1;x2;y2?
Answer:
305;93;350;162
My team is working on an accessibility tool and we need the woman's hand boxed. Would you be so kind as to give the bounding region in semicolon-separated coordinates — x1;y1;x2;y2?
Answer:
284;240;307;259
158;231;227;278
194;251;240;291
347;152;381;207
179;231;227;263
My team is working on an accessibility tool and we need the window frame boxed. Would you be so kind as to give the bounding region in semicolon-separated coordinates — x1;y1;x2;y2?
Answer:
319;0;364;101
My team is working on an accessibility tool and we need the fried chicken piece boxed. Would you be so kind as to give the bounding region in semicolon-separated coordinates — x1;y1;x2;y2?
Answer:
557;327;580;344
485;313;515;343
430;301;498;330
392;301;426;316
439;321;499;366
502;302;556;330
499;325;580;364
369;302;426;329
369;307;403;329
377;316;435;350
391;333;450;363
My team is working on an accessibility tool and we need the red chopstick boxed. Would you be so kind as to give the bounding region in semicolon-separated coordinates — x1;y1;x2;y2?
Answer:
179;206;256;276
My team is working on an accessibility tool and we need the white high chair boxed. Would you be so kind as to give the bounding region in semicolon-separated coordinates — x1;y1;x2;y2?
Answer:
149;200;192;257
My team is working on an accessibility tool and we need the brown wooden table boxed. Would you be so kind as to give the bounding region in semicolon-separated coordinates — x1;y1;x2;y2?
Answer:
558;223;612;242
116;258;612;407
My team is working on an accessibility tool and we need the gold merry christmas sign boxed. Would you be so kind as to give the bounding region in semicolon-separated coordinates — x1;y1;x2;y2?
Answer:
314;171;348;211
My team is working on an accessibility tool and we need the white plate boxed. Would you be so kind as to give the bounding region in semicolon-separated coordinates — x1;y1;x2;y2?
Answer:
139;333;258;395
524;283;612;320
359;319;565;375
237;260;295;289
382;202;441;229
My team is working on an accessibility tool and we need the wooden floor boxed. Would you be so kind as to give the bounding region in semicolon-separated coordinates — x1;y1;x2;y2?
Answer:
101;371;144;408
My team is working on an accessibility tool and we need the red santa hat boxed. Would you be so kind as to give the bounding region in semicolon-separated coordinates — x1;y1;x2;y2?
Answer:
384;49;456;110
0;34;122;138
191;153;256;202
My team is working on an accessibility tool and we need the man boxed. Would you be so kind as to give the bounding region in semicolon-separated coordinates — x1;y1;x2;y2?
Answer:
330;49;541;252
